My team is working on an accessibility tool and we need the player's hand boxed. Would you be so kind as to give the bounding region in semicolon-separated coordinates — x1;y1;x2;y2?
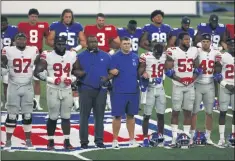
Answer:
179;77;195;86
213;73;223;82
54;77;61;85
110;69;119;76
142;71;149;79
100;76;111;89
165;69;175;78
193;67;203;76
225;84;234;93
154;77;162;85
64;77;72;86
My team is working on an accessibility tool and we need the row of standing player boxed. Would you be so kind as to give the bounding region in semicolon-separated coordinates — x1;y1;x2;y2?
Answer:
1;9;234;111
139;33;234;148
1;32;234;150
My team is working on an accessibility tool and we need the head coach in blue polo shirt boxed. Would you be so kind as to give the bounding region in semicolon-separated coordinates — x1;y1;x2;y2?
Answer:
76;35;112;149
109;37;141;149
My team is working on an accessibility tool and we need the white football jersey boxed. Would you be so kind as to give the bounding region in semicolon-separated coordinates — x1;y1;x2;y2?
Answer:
196;48;221;84
166;46;198;86
2;46;38;84
140;52;166;88
40;50;77;89
216;52;234;86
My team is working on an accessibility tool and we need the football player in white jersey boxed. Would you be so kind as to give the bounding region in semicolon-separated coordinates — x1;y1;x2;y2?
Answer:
190;33;221;144
215;38;235;146
34;36;83;150
165;32;202;147
139;42;167;147
1;33;39;150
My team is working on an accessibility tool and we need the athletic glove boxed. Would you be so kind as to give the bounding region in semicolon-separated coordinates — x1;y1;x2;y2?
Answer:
213;73;223;82
154;77;163;85
165;69;175;78
193;67;203;76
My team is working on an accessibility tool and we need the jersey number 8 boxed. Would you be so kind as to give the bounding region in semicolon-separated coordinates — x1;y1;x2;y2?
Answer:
29;30;38;43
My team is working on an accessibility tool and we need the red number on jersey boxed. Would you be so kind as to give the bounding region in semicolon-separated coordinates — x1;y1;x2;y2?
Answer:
97;33;105;46
151;64;164;77
225;64;235;79
157;64;165;77
199;60;215;74
13;58;32;73
53;63;71;77
178;59;193;72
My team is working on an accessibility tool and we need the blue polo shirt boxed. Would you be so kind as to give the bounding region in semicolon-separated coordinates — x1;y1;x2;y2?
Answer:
110;50;139;94
77;49;111;89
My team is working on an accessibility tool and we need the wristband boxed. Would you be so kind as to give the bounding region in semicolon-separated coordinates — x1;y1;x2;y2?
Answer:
74;45;82;52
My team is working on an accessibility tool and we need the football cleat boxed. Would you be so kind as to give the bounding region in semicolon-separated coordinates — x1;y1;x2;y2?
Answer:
193;131;207;145
4;140;11;151
47;140;55;150
206;139;214;145
218;139;226;147
149;132;164;147
25;139;35;150
64;139;75;150
142;138;150;147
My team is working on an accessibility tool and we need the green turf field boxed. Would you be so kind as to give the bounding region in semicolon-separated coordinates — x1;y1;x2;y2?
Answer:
1;14;234;160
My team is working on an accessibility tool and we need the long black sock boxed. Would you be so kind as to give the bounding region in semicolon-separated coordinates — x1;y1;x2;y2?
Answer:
47;118;57;138
61;119;70;136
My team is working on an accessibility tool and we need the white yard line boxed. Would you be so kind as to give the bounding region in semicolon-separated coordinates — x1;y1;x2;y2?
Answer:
4;149;92;160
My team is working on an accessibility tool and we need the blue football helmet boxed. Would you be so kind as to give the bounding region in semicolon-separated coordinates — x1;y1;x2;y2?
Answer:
176;133;191;148
193;131;207;145
227;133;235;147
149;132;164;147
